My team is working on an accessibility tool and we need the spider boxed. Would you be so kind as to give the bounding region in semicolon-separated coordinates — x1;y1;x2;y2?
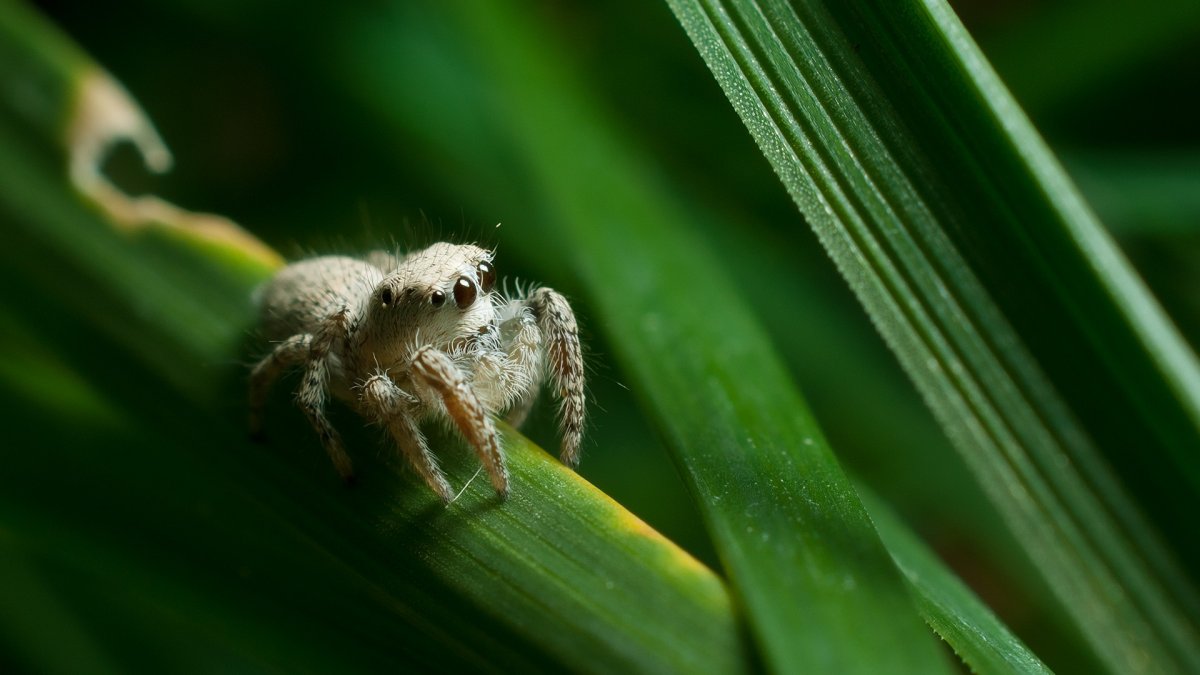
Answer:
248;242;585;501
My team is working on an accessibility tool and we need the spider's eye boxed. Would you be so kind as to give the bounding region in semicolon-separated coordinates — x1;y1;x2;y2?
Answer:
478;260;496;293
430;289;447;307
453;277;477;308
380;288;394;306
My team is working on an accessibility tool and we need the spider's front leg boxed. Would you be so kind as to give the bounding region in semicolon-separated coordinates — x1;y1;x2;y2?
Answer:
527;287;586;467
358;372;455;502
411;346;509;498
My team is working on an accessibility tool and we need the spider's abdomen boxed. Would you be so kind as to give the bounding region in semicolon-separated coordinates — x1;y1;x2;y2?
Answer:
256;256;382;341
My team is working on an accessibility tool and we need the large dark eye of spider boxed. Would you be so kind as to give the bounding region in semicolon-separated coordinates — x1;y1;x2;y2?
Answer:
430;289;447;307
380;288;394;306
453;277;477;308
478;261;496;293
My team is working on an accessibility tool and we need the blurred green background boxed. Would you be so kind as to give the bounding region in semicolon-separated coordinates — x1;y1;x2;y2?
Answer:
3;0;1198;671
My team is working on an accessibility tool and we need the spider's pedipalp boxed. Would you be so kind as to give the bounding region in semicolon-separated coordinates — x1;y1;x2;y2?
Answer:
411;345;509;499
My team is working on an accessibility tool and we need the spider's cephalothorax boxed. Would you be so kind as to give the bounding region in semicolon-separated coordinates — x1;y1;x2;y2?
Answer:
249;242;584;501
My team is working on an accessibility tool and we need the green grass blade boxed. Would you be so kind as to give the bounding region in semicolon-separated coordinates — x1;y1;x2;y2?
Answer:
859;486;1053;675
0;5;750;672
664;0;1200;671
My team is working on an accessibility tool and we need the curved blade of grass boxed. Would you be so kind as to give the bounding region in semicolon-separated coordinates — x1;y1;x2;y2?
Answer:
859;486;1053;675
2;310;743;672
664;0;1200;672
0;5;750;672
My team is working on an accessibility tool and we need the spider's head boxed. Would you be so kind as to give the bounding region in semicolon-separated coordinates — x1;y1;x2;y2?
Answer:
368;242;498;354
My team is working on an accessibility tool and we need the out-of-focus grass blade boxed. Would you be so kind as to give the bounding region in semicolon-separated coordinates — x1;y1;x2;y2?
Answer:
1066;151;1200;237
0;3;750;672
859;487;1053;675
979;0;1200;118
665;0;1200;672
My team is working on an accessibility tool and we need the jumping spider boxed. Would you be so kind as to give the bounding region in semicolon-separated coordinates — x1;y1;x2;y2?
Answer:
249;242;585;501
